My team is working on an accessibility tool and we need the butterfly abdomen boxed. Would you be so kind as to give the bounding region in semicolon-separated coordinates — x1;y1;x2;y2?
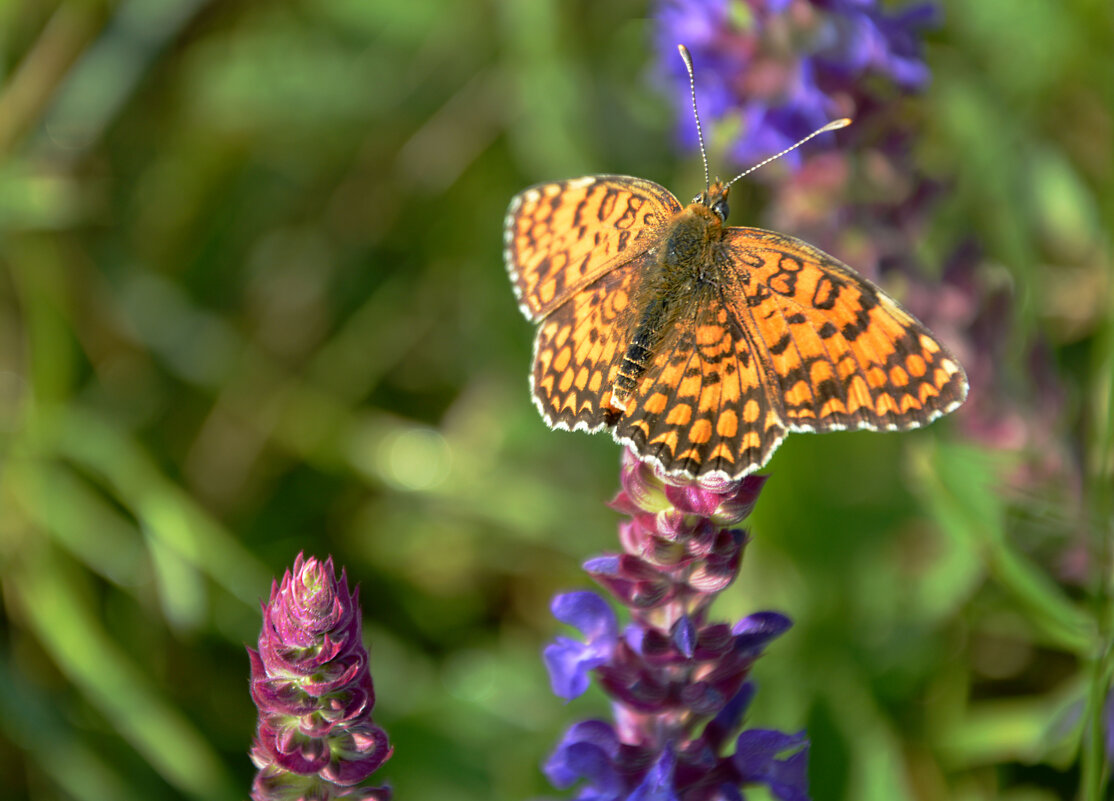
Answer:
611;294;669;414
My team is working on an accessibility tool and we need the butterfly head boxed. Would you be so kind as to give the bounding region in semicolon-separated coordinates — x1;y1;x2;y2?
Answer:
693;181;730;222
676;44;849;228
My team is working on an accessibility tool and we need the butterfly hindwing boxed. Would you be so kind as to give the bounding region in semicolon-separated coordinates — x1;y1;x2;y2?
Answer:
530;254;652;432
612;295;787;481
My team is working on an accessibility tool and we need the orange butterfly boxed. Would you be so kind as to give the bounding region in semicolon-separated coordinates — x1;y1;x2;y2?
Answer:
503;47;967;483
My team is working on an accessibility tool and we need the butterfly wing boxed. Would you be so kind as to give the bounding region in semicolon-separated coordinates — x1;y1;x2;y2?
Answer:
719;226;968;434
504;175;683;321
530;253;652;432
611;292;787;482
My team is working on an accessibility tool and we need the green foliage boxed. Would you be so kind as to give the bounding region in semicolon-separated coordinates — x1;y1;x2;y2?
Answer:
0;1;1111;799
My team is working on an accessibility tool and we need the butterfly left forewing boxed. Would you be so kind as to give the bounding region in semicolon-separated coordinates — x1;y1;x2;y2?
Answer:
504;176;683;321
719;227;968;433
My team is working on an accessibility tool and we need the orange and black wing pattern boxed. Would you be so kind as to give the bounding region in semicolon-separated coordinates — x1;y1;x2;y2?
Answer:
611;295;787;482
504;176;682;321
529;253;651;433
507;176;967;482
719;227;968;437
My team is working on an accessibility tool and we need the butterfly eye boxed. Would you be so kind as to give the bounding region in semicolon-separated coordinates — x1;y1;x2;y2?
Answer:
712;198;729;221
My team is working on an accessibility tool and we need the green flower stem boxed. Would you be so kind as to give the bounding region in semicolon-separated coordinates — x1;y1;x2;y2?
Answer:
1080;642;1112;801
1079;304;1114;801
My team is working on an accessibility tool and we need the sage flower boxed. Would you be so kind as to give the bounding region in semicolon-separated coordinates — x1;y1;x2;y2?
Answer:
248;554;392;801
543;452;809;801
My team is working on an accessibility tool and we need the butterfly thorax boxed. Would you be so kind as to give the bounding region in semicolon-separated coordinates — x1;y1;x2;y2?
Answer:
607;195;729;418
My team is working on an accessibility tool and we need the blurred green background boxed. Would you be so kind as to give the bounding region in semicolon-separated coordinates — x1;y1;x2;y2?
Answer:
1;1;1111;800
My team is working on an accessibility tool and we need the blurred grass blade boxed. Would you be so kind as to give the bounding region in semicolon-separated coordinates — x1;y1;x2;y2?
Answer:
0;3;107;155
39;0;212;154
823;664;916;801
33;405;270;606
935;688;1083;767
7;459;144;584
9;546;239;800
0;655;142;801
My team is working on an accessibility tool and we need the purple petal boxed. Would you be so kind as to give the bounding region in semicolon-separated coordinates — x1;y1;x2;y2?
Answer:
714;474;769;525
703;682;757;751
673;614;697;659
552;591;620;641
544;721;623;799
733;612;793;656
544;637;609;700
767;748;810;801
663;483;723;518
321;723;393;785
545;592;619;699
733;729;810;801
586;555;674;609
617;451;672;514
628;747;681;801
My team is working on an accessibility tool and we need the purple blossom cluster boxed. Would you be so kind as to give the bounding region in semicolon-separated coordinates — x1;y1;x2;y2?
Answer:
249;553;392;801
654;0;939;283
542;450;808;801
655;0;937;168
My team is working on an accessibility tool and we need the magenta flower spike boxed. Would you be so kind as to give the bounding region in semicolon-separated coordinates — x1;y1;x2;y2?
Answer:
543;451;808;801
248;553;392;801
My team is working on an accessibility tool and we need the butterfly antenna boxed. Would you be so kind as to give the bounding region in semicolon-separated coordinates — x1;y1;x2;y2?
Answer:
677;44;710;193
724;118;852;188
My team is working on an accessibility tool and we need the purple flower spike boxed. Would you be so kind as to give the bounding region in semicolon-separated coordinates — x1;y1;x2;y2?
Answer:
248;553;392;801
542;451;809;800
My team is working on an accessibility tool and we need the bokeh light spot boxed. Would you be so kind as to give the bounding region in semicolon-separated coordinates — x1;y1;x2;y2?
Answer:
377;425;452;492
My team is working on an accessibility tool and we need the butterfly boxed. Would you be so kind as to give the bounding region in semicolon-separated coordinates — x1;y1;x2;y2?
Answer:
502;49;967;483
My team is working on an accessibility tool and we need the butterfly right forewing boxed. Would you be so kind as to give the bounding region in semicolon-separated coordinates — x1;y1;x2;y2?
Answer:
720;227;968;434
504;175;683;321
